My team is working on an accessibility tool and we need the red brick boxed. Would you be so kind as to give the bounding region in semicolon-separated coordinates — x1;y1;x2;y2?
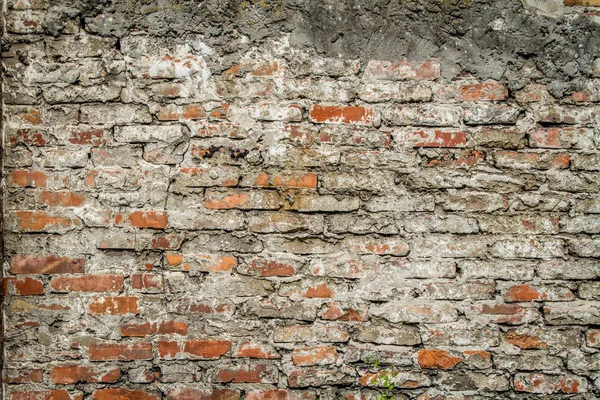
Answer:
8;128;47;146
40;191;84;207
8;170;48;187
167;254;237;273
246;258;296;277
252;172;317;189
158;340;231;359
236;342;281;359
494;150;570;169
88;296;139;315
10;390;82;400
403;130;467;148
166;389;240;400
245;390;288;400
68;128;106;145
514;373;587;394
11;255;85;274
4;277;44;295
50;365;120;384
467;303;538;324
586;329;600;347
204;190;280;210
3;368;43;383
504;283;575;302
457;82;508;101
216;363;277;383
14;211;79;232
281;282;334;299
121;320;188;337
318;302;369;322
529;127;593;148
15;108;43;124
564;0;600;6
151;233;185;250
119;211;168;229
157;104;206;120
292;346;338;366
309;105;373;125
209;102;231;119
92;389;160;400
89;342;153;361
503;330;548;349
417;349;463;369
50;275;123;292
131;273;164;292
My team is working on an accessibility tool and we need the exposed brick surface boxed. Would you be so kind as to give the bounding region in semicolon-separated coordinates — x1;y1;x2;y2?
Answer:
2;2;600;399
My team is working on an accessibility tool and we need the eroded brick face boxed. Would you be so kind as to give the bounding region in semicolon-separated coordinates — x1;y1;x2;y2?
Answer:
2;0;600;399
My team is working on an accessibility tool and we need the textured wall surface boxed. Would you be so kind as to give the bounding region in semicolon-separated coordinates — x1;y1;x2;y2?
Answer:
2;0;600;399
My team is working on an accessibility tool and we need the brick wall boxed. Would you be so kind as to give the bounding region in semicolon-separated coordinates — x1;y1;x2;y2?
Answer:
2;0;600;399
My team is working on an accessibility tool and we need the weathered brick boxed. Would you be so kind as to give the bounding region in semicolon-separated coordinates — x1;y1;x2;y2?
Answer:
89;342;153;361
81;104;152;125
491;237;564;259
50;365;120;384
384;105;461;126
158;340;231;359
88;296;140;315
536;104;598;125
470;127;525;148
423;280;496;300
464;103;520;125
50;274;123;293
356;324;421;346
417;349;463;369
92;389;160;400
274;325;349;343
494;151;570;169
344;237;409;256
4;277;45;296
250;102;303;122
235;342;281;359
252;172;318;190
309;105;374;125
215;363;278;383
10;390;83;400
363;59;441;80
131;273;164;292
204;189;281;210
465;302;539;325
514;373;587;394
370;301;458;323
457;81;508;101
413;235;488;258
289;367;356;388
10;210;81;233
11;255;85;274
503;283;575;302
529;127;596;149
3;368;44;384
399;129;467;147
166;389;240;400
360;370;431;389
114;125;186;143
155;104;206;120
359;81;432;102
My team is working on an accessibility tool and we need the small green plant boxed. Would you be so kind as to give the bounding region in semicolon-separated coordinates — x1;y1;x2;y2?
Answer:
365;357;399;400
